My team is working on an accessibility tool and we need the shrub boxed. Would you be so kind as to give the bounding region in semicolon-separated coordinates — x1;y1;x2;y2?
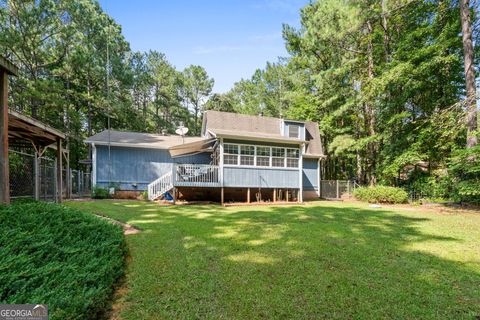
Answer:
408;175;451;200
353;186;408;204
0;202;126;320
448;146;480;203
92;186;110;199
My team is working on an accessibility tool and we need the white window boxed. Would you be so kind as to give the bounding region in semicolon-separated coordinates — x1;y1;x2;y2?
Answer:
286;148;300;168
272;147;285;167
288;125;300;138
222;143;299;169
224;155;238;165
224;144;238;165
224;144;238;155
240;145;254;166
256;146;270;167
272;147;285;157
286;158;299;168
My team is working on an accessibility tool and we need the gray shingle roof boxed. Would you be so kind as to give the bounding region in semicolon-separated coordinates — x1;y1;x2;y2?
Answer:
86;112;324;157
85;130;204;149
202;111;324;157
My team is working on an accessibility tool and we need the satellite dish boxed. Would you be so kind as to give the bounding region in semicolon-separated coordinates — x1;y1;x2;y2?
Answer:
175;126;189;136
175;126;189;144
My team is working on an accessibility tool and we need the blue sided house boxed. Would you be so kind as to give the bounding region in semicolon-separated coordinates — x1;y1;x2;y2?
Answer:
86;111;324;204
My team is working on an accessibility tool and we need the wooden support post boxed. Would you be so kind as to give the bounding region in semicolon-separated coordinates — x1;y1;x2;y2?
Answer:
273;188;276;202
66;150;71;199
56;138;63;203
336;179;340;199
172;187;176;205
247;188;250;203
53;158;57;201
221;187;224;206
286;189;289;202
34;151;39;201
0;70;9;205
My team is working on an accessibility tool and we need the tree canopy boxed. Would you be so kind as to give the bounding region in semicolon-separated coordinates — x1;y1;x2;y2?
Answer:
1;0;479;201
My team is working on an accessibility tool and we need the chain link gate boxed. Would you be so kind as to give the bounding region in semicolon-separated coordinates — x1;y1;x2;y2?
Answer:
69;169;91;197
39;157;56;201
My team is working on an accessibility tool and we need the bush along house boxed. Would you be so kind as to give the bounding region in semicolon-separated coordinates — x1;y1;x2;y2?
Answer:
86;111;324;204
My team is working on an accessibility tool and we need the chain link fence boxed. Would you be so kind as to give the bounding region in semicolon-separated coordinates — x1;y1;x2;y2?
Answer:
320;180;358;199
70;169;91;197
9;149;91;200
9;150;35;199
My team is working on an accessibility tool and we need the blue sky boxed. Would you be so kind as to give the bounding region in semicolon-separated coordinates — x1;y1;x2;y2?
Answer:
98;0;309;93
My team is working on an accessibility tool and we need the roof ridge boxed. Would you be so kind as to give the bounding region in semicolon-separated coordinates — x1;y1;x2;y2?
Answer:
205;110;319;125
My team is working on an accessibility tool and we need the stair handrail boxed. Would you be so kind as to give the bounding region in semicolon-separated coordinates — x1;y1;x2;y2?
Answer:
147;172;173;201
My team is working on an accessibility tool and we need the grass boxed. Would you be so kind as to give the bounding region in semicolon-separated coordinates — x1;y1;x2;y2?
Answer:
65;200;480;319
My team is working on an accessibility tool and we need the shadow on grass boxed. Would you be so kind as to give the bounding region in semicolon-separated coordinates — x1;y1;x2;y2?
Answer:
93;202;480;319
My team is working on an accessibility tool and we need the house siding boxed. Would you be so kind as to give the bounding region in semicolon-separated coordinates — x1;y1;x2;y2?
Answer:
223;167;299;188
95;146;211;190
302;158;318;191
94;142;313;192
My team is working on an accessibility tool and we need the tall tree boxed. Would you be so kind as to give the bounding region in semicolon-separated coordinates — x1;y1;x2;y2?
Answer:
460;0;478;148
181;65;214;135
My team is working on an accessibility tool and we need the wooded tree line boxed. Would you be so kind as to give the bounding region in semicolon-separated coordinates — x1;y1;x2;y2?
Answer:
0;0;213;167
1;0;479;201
207;0;480;201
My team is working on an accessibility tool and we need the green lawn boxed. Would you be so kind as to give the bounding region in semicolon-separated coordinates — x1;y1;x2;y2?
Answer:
66;200;480;319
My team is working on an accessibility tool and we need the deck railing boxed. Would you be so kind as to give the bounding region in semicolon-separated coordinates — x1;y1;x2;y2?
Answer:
174;164;220;187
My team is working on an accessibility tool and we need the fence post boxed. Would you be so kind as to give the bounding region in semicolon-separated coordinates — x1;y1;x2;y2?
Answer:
347;180;350;198
336;180;340;199
53;159;57;202
77;170;84;194
68;168;72;199
34;152;39;201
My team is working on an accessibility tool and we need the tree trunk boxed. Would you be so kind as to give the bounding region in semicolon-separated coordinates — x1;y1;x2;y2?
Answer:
87;76;92;163
366;20;377;185
460;0;478;148
381;0;390;62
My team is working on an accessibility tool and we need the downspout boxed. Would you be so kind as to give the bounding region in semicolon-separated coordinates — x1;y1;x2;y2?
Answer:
92;143;97;187
317;157;321;197
219;137;224;187
298;143;304;203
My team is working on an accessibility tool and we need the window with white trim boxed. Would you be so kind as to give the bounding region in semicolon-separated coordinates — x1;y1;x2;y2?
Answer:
224;144;239;165
240;145;255;166
271;147;285;167
286;148;300;168
222;143;300;168
256;146;270;166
